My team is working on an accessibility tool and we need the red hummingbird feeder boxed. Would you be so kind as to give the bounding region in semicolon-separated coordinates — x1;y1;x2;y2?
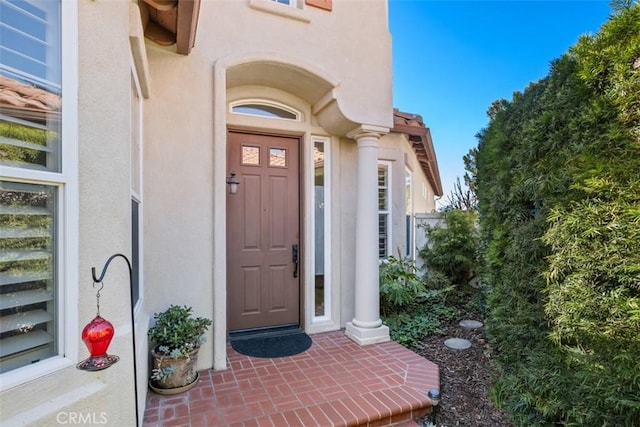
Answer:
76;280;119;371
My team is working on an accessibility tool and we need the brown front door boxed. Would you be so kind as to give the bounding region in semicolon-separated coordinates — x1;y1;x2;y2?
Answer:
227;131;300;331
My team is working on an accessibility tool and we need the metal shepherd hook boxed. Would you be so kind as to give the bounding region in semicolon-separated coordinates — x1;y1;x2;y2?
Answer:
91;253;139;427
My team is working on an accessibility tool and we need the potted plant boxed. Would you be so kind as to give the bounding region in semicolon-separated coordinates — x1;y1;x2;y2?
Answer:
147;305;212;394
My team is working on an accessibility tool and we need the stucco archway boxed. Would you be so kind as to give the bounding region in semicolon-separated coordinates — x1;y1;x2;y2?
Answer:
222;54;360;135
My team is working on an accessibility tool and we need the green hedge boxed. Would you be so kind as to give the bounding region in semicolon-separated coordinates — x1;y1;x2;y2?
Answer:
476;5;640;426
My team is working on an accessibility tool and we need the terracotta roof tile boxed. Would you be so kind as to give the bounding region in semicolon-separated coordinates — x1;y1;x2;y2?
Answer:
392;108;443;196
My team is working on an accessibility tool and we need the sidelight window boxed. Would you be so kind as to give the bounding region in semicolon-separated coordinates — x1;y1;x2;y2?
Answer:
313;137;330;320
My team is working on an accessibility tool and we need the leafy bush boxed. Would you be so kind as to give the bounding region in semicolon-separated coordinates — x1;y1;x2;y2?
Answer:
419;209;479;286
383;286;459;348
379;253;460;348
379;253;426;316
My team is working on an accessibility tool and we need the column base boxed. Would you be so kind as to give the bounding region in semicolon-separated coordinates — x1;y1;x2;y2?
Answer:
345;322;390;346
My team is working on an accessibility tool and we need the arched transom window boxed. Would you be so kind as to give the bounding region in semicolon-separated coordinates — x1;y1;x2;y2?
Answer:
230;99;301;121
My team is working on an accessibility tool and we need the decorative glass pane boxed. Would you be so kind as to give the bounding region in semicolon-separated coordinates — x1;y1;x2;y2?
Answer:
314;142;325;317
269;148;286;167
0;0;62;172
0;181;57;373
242;146;260;165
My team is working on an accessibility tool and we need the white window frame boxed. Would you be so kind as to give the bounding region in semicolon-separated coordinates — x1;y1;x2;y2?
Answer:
378;161;391;259
311;136;331;323
0;0;79;390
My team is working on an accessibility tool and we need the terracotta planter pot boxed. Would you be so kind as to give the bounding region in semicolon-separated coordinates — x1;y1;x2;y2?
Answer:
149;346;199;393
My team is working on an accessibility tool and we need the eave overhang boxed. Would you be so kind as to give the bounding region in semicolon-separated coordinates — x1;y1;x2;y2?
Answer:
392;108;443;197
139;0;201;55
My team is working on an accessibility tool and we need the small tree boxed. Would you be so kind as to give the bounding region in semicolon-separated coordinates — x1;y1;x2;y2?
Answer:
442;147;478;212
443;176;477;211
419;209;479;286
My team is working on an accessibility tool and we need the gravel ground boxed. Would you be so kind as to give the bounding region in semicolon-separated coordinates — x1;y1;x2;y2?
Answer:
414;313;515;427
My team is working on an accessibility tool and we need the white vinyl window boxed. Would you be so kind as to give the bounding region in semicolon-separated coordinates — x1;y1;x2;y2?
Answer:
0;0;75;380
378;162;391;259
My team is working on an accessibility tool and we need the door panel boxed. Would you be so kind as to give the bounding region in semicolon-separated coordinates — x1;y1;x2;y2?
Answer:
227;131;300;331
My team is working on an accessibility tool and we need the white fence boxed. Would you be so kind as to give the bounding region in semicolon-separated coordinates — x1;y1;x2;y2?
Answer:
414;212;443;273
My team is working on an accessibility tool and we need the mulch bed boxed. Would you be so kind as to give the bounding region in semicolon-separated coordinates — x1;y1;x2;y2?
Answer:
414;312;515;427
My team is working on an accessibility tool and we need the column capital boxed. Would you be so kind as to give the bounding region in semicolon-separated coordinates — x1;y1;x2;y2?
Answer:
346;124;389;140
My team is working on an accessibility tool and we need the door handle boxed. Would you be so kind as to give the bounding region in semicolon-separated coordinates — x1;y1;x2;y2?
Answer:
292;244;299;278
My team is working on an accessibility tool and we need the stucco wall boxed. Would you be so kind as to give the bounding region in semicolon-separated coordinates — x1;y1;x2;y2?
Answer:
142;44;215;369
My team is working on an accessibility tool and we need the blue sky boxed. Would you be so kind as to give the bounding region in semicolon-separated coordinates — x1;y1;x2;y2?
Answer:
389;0;613;207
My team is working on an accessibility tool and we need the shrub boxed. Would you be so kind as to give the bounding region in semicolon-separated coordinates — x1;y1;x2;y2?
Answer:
419;209;479;286
379;252;460;349
379;253;426;316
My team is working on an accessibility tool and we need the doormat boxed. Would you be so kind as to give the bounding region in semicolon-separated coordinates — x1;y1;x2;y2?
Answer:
230;326;312;358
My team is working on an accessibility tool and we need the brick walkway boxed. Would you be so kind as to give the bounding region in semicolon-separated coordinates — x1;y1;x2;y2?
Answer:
143;330;439;426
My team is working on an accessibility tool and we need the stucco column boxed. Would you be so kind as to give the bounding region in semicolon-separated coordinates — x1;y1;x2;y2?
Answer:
345;131;390;345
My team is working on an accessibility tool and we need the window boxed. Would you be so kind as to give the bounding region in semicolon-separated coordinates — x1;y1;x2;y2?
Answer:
231;100;300;121
1;0;68;376
272;0;295;6
130;73;142;308
241;146;260;165
0;182;57;373
405;168;413;258
248;0;310;22
0;0;61;171
313;138;329;319
269;148;287;167
378;162;391;259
